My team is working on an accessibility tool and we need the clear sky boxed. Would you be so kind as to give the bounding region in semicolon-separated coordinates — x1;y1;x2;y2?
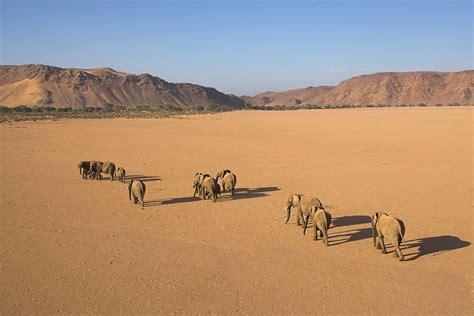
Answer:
1;0;472;95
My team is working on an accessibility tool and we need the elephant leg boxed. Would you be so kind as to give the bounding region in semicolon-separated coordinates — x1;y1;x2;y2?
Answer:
375;236;382;249
138;194;144;208
322;229;329;246
296;212;302;226
380;237;387;254
231;186;234;196
314;226;318;241
393;239;404;260
132;193;137;204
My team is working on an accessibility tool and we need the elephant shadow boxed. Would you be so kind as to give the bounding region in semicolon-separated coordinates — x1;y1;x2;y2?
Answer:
314;215;372;246
125;175;161;182
148;196;197;206
221;186;281;201
402;235;471;261
332;215;371;227
145;186;280;206
328;228;372;246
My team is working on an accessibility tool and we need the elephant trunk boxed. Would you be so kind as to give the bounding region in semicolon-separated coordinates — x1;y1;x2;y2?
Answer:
285;207;291;224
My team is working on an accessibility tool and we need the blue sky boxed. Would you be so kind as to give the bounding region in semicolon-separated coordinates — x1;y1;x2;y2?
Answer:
1;0;472;95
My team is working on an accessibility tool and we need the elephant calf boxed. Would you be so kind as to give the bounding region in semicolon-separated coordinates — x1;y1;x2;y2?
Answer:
117;167;126;183
216;169;237;195
304;206;332;246
371;212;406;261
128;179;146;208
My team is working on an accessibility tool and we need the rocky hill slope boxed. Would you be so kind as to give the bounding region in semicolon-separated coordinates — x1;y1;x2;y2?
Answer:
0;64;245;109
244;71;473;106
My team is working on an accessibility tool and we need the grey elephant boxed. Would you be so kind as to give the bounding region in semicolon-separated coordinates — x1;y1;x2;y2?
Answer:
284;194;324;226
89;161;116;181
193;173;210;197
117;167;126;183
88;161;100;180
371;211;406;261
216;169;237;195
77;161;91;179
304;206;332;246
128;179;146;207
201;176;218;202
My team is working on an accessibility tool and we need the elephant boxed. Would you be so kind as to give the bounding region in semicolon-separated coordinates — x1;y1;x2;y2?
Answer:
99;161;116;181
284;194;324;226
201;176;218;202
193;173;210;198
128;179;146;207
117;167;126;183
77;161;91;179
371;212;406;261
88;161;100;180
304;206;332;246
213;177;222;198
216;169;237;195
89;161;116;181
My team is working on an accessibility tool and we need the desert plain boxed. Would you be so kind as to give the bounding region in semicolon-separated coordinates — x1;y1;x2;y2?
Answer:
0;107;472;314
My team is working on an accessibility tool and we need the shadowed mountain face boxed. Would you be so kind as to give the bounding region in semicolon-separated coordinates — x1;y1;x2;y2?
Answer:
0;64;246;109
243;71;473;107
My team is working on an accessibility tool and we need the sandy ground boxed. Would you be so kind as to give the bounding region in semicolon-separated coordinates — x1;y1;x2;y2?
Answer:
1;107;472;314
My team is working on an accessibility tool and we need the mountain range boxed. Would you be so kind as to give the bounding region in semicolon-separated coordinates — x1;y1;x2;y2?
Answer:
0;65;472;109
0;64;245;109
242;71;473;107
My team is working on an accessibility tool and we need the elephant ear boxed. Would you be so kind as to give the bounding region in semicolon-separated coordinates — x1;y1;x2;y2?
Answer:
292;194;300;207
373;212;380;224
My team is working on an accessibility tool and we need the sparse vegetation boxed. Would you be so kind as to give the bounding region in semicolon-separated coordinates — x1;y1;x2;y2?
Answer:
0;102;469;123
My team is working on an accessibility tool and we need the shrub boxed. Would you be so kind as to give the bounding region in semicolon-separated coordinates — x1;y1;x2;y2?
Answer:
13;105;32;112
0;106;12;113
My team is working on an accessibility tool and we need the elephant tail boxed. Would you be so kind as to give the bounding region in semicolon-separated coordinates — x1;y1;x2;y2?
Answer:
110;164;116;179
397;219;407;249
322;210;330;232
326;211;332;230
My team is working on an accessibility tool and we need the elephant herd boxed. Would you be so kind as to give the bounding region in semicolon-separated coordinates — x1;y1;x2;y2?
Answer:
284;193;407;261
77;160;146;207
77;160;117;181
193;170;237;202
77;160;406;261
